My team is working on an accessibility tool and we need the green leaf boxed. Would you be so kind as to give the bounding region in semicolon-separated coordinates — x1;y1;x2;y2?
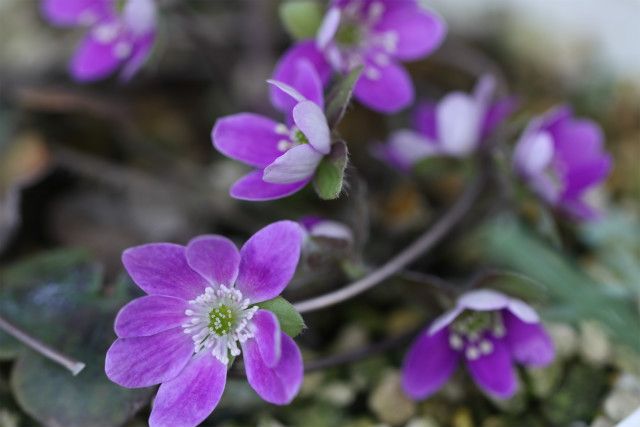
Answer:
325;66;363;128
480;217;640;352
257;297;305;337
313;141;349;200
279;0;324;40
0;249;152;427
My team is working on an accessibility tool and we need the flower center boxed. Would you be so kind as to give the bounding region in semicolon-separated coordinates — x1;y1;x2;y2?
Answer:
183;285;258;364
448;310;505;360
275;124;309;152
335;21;362;47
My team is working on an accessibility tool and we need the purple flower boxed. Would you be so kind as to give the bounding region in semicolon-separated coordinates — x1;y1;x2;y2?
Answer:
105;221;305;427
299;215;354;244
375;75;517;171
513;106;613;221
272;0;446;113
402;289;554;400
213;61;331;201
42;0;156;82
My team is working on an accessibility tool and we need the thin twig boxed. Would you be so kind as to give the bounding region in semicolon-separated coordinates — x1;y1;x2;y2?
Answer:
0;315;85;375
293;174;484;314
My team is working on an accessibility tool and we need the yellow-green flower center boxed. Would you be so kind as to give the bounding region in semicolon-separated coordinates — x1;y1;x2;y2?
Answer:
293;129;309;145
208;304;235;336
335;22;362;46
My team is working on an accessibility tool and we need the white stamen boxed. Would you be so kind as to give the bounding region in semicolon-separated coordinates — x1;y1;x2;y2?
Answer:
367;1;385;23
113;41;132;59
374;53;390;67
277;140;293;152
449;333;464;350
465;346;480;360
182;285;258;364
275;124;289;135
364;66;381;80
479;340;494;355
93;23;120;44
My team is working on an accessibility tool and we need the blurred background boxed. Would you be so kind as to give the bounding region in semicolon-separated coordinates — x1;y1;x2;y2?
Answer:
0;1;638;426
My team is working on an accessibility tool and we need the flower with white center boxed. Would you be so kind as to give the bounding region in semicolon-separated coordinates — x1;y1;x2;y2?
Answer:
41;0;157;82
272;0;447;113
402;289;555;400
374;74;519;172
213;60;333;201
106;221;305;427
513;105;613;221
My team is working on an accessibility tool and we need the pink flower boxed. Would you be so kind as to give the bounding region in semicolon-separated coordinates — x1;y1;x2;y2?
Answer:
402;289;554;400
106;221;305;427
42;0;156;82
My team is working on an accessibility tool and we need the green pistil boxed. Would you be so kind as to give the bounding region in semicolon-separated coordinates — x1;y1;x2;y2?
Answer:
452;311;494;336
294;130;309;145
116;0;128;13
335;22;361;46
208;305;235;336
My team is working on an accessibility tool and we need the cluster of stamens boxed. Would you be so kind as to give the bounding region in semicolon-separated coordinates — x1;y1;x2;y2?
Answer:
448;311;506;361
275;124;309;152
182;285;258;364
324;0;398;80
91;21;132;60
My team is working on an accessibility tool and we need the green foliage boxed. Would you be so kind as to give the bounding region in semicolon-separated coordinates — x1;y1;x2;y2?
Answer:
279;0;324;40
313;141;349;200
480;217;640;352
257;297;306;337
0;250;151;427
325;66;363;128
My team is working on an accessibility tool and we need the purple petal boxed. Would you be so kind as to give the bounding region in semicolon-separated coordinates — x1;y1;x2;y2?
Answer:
70;31;125;82
120;32;155;82
402;328;460;399
514;131;554;177
457;289;511;312
149;353;226;427
553;119;605;168
242;332;303;404
413;102;437;140
267;79;307;104
428;306;464;335
252;310;282;368
436;92;482;155
236;221;303;303
376;130;438;171
558;198;601;221
263;144;323;184
293;100;330;154
186;235;240;286
482;97;518;138
503;311;554;367
41;0;113;27
309;220;353;243
213;113;286;168
374;5;446;61
562;155;612;199
122;0;156;36
354;61;413;113
271;41;332;112
316;7;341;49
230;170;310;201
105;328;193;388
122;243;209;300
115;296;188;338
466;338;517;399
505;299;540;324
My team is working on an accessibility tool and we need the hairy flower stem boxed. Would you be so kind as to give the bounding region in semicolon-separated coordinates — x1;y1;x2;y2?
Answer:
0;315;85;375
293;174;484;313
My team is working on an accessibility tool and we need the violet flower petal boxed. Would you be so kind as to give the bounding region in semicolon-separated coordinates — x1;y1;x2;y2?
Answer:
230;170;310;201
402;328;460;399
436;92;482;156
114;296;189;338
482;97;519;138
149;353;227;427
466;337;517;399
428;306;464;335
503;311;555;367
373;4;446;61
252;310;282;368
271;41;332;112
292;100;331;154
122;0;156;36
457;289;511;312
242;332;303;404
354;61;414;113
413;101;438;140
186;235;241;287
70;31;124;82
263;144;323;184
514;131;554;177
236;220;303;303
316;7;341;49
269;60;325;121
213;113;288;169
105;328;193;388
120;31;155;82
41;0;113;27
122;243;209;300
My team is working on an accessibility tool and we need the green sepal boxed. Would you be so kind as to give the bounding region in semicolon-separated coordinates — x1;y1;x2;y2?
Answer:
256;297;305;337
279;0;324;40
313;140;349;200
